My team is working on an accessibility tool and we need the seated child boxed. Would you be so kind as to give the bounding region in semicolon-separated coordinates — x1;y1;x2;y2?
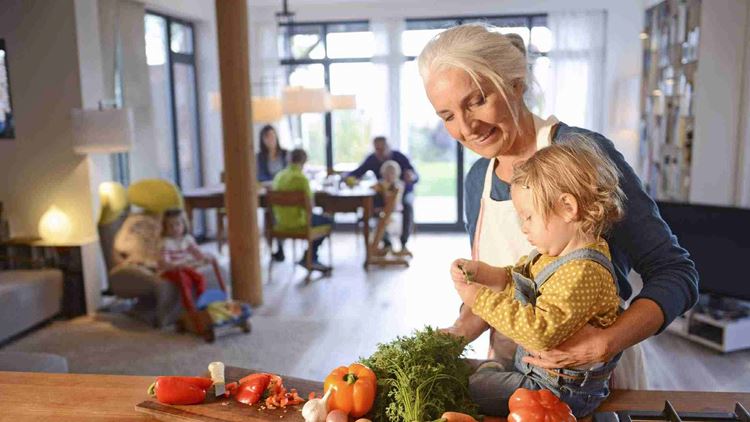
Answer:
159;209;217;321
373;160;405;253
450;139;625;418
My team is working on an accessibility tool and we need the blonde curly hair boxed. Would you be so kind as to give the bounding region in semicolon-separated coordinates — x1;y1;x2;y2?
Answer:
510;135;626;238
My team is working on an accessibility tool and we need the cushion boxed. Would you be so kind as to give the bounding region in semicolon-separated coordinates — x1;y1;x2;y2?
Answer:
98;181;128;225
113;213;162;268
127;179;183;214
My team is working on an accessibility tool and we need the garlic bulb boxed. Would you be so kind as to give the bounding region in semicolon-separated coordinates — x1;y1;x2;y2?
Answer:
302;386;334;422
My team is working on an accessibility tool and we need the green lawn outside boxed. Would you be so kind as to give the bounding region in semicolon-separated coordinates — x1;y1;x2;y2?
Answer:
413;161;457;197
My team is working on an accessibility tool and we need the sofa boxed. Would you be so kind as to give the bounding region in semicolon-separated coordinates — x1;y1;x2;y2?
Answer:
0;269;62;343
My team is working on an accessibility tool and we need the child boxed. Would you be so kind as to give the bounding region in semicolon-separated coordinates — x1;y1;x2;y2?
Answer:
373;160;406;254
450;139;625;418
159;209;216;326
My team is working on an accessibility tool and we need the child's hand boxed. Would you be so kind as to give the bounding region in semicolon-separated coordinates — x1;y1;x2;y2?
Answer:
453;277;481;307
450;259;479;284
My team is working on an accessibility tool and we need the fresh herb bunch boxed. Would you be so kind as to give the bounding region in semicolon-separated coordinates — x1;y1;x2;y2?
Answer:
359;326;478;422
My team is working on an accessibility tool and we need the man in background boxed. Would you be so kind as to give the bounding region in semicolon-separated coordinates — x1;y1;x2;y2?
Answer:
348;136;419;254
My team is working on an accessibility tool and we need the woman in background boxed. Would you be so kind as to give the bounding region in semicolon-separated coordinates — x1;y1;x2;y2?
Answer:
257;125;288;182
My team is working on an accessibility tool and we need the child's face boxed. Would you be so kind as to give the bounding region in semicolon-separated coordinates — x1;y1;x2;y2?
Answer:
165;216;185;238
382;167;398;183
511;185;577;256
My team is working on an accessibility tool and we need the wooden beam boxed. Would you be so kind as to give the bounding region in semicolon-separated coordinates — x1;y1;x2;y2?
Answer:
215;0;262;305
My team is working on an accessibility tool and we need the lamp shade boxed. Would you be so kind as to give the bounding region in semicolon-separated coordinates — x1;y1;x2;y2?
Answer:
71;108;134;154
329;94;357;110
282;86;331;114
252;97;283;122
38;205;73;242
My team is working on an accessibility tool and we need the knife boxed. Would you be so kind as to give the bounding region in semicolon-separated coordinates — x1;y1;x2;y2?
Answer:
208;361;226;397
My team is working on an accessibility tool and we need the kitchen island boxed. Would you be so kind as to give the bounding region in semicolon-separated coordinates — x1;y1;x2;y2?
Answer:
1;368;748;421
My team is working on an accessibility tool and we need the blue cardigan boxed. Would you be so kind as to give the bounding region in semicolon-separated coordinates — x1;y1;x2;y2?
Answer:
464;123;699;333
257;150;288;182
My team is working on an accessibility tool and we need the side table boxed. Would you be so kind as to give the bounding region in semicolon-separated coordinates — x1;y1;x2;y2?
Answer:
0;237;91;318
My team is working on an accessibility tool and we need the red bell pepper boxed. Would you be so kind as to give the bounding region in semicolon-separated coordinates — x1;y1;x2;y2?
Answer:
235;373;272;405
148;376;212;405
507;388;576;422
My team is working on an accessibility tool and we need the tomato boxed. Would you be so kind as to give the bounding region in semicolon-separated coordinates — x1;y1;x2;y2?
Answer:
323;363;377;418
507;388;576;422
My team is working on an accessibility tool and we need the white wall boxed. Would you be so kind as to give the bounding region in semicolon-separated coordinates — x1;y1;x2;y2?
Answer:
0;0;105;311
689;0;748;206
248;0;645;166
0;0;97;242
738;3;750;208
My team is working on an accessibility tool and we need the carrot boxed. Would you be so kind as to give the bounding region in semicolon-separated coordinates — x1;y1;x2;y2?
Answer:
441;412;479;422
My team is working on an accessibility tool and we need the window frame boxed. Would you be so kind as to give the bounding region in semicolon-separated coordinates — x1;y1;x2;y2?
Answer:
279;20;371;172
146;10;204;190
279;14;549;230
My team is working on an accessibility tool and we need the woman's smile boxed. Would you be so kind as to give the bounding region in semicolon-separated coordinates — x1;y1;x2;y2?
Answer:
468;126;498;146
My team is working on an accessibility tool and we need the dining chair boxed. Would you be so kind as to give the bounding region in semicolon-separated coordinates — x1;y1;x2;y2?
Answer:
263;190;333;281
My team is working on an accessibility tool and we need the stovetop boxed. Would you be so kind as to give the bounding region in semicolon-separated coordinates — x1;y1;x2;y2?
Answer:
593;400;749;422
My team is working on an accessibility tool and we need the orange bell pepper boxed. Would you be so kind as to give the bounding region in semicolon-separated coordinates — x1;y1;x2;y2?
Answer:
323;363;377;418
507;388;576;422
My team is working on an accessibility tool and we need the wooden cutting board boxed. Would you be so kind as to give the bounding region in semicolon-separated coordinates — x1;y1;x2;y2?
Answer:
135;367;322;422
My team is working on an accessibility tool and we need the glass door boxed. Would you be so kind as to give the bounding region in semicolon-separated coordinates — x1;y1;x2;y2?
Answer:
145;13;204;233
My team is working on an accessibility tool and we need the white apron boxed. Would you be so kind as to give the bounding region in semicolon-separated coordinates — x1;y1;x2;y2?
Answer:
472;114;647;389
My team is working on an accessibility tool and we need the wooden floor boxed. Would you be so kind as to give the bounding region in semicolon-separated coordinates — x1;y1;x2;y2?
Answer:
207;231;750;392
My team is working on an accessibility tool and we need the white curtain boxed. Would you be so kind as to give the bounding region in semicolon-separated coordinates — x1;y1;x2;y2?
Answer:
545;10;606;132
99;0;157;182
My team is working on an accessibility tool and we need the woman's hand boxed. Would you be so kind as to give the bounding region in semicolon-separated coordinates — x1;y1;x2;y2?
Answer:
522;324;613;369
450;259;478;284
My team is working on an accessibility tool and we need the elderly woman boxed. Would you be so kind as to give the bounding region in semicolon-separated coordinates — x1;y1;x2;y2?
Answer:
418;24;698;415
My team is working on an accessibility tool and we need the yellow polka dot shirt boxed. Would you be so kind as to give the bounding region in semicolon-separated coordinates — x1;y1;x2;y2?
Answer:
471;239;620;352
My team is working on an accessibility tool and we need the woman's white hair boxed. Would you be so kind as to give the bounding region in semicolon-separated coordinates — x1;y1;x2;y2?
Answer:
418;24;528;131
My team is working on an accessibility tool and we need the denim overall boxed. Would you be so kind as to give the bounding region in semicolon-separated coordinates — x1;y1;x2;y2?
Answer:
469;247;622;418
515;248;622;416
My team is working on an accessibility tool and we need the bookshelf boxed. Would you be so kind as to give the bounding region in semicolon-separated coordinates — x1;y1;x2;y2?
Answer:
638;0;701;201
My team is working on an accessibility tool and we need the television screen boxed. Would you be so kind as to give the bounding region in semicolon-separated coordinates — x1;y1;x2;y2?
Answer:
656;201;750;301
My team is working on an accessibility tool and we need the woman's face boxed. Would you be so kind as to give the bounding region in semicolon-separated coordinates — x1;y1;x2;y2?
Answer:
262;130;278;151
425;67;522;159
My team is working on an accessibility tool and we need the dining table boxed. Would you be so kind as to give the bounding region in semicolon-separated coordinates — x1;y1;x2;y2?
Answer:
182;183;377;268
2;368;749;421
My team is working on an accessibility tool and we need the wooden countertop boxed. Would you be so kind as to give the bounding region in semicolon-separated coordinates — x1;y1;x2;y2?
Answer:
1;370;748;421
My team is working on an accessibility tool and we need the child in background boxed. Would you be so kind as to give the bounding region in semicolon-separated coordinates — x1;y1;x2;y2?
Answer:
450;138;625;418
373;160;405;254
159;209;213;321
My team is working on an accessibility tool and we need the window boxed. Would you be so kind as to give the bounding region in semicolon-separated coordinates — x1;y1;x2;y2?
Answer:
145;13;202;191
277;15;549;228
279;21;387;176
145;13;204;232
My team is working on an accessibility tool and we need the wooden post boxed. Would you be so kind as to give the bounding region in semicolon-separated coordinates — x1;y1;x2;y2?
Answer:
215;0;262;305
